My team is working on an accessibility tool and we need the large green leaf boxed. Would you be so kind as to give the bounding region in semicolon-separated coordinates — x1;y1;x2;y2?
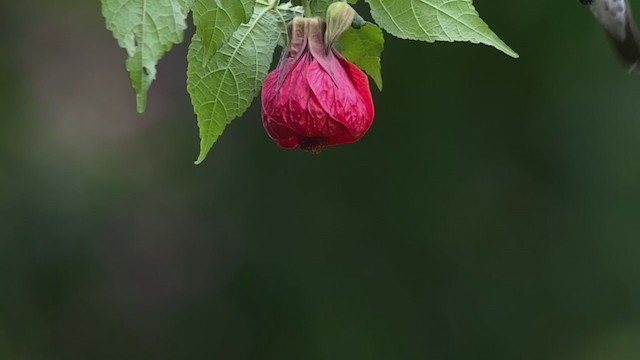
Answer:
365;0;518;58
101;0;193;113
188;1;301;164
192;0;255;63
337;22;384;90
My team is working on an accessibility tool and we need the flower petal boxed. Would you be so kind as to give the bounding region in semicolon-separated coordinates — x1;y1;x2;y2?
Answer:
338;55;375;123
307;54;372;138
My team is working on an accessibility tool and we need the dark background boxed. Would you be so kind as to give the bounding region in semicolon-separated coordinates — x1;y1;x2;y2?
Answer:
2;0;640;358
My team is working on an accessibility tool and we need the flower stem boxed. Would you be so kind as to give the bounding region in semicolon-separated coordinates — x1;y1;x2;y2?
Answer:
302;0;312;17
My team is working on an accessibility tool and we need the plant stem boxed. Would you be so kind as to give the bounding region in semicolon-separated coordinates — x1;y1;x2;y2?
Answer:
302;0;312;17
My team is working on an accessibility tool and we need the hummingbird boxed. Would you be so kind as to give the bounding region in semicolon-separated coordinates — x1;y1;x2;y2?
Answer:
580;0;640;71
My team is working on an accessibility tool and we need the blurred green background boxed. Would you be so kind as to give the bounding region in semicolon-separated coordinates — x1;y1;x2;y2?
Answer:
2;0;640;359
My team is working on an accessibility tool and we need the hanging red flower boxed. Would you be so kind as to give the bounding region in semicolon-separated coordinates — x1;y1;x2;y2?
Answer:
261;15;375;152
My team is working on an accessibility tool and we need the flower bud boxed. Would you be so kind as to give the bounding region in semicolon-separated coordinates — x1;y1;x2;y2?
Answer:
261;17;374;152
325;2;356;50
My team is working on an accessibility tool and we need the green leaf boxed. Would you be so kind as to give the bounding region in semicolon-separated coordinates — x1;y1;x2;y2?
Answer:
192;0;255;63
101;0;193;113
337;22;384;90
188;1;292;164
365;0;518;58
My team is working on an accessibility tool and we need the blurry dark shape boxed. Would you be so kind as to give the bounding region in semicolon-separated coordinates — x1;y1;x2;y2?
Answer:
581;0;640;71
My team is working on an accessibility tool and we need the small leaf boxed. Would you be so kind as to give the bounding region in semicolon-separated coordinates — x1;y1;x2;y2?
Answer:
187;2;286;164
337;22;384;90
101;0;193;113
192;0;255;63
365;0;518;58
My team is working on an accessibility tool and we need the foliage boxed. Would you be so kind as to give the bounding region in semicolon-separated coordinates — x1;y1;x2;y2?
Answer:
101;0;517;163
101;0;194;113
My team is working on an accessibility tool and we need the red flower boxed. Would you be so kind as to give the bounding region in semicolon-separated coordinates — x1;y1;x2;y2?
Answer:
261;17;374;152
